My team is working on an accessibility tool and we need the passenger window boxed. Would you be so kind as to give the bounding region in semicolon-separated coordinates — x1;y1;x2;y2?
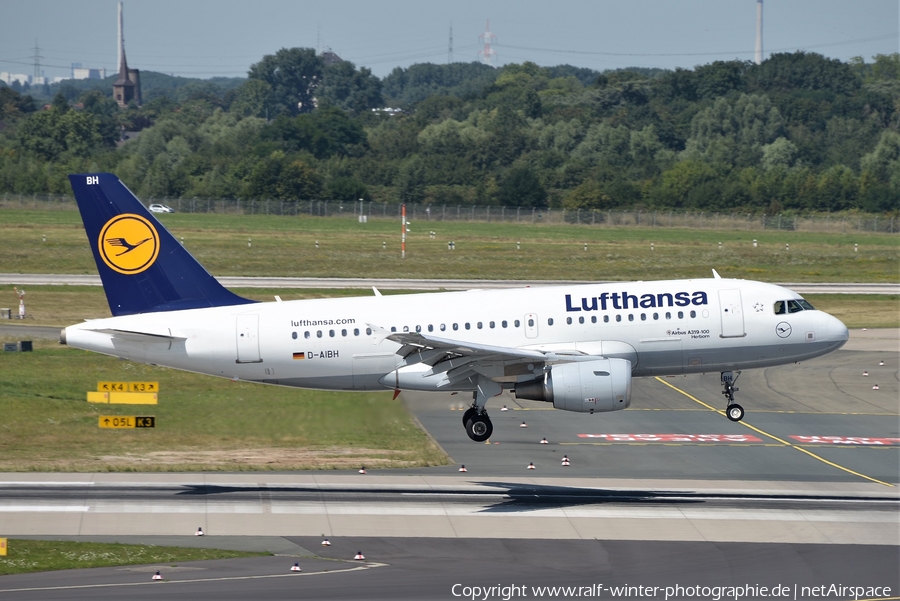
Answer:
489;321;495;328
515;320;521;327
579;316;585;324
329;329;335;337
787;300;804;313
502;320;508;328
628;314;634;322
690;310;696;318
653;313;659;320
427;325;433;332
304;331;311;339
403;326;409;332
566;317;573;325
440;324;446;331
640;313;647;321
317;330;323;338
548;318;554;326
465;323;471;330
415;325;421;332
353;328;359;336
453;323;459;331
527;319;534;327
390;327;396;333
773;301;785;315
477;322;482;329
292;332;297;339
365;328;372;335
604;315;609;323
665;312;671;320
677;311;684;319
591;316;597;324
616;315;622;322
341;329;347;337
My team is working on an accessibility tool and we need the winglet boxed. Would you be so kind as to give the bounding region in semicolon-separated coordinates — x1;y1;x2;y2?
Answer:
712;269;721;279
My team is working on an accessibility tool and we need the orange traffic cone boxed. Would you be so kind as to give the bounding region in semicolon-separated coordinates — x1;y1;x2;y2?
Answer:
872;384;880;390
561;455;570;467
152;570;163;581
359;466;367;474
321;537;331;546
520;421;528;428
195;527;204;536
527;462;536;470
879;360;885;366
501;405;508;411
540;437;548;444
459;465;467;472
290;563;302;572
354;551;365;560
863;371;869;377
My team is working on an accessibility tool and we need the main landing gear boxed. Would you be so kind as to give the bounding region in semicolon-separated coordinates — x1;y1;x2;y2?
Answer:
721;371;744;422
462;378;501;442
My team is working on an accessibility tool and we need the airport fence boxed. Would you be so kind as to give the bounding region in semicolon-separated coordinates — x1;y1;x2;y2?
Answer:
1;192;897;234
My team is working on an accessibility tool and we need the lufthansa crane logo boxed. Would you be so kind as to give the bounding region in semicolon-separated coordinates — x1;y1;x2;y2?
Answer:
98;214;160;275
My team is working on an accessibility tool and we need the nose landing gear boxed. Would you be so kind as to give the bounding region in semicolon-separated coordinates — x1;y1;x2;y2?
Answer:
721;371;744;422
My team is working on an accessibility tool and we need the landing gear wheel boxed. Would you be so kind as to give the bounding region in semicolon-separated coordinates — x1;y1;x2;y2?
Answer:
465;415;493;442
461;407;477;426
726;404;744;422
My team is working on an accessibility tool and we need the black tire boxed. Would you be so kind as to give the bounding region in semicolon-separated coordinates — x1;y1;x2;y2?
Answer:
465;416;493;442
461;407;477;426
726;403;745;422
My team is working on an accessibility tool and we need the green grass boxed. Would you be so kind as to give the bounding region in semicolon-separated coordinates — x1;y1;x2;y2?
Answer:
0;346;448;471
0;539;268;575
1;210;897;282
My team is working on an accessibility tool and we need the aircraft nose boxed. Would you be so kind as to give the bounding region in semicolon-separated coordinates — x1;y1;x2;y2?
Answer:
824;313;849;349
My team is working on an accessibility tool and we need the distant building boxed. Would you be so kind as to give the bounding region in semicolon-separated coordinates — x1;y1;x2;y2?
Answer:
0;72;31;86
72;67;107;80
320;49;344;66
113;2;141;107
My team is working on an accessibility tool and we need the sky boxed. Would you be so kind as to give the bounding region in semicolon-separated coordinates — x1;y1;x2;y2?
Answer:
1;0;898;81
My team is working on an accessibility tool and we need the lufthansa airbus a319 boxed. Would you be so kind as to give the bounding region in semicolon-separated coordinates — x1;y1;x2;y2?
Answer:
62;174;850;442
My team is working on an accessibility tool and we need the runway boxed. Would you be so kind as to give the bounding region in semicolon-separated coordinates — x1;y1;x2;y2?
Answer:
0;331;897;599
0;273;896;293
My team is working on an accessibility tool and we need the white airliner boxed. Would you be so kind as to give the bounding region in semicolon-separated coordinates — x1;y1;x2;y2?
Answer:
63;174;849;441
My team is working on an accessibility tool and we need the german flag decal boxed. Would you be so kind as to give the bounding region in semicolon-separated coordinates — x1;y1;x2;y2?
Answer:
292;352;305;360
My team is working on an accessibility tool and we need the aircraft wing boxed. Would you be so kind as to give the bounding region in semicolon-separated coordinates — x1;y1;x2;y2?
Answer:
382;330;584;387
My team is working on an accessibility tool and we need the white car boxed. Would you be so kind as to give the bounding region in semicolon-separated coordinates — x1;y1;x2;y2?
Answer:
148;204;175;213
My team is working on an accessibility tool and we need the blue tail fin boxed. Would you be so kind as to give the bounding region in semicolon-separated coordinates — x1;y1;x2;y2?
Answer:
69;173;254;316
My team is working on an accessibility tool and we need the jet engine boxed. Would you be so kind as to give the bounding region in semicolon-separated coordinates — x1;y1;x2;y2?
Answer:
514;358;632;413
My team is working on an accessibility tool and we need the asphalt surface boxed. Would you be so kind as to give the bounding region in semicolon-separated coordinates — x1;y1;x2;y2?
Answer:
0;273;897;293
0;330;896;600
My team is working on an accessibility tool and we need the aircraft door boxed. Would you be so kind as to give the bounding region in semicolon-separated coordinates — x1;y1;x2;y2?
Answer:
718;289;745;338
524;313;539;339
236;314;262;363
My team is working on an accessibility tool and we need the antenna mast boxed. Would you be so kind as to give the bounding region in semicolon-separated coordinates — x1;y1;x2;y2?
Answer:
754;0;763;65
478;19;497;65
448;24;453;64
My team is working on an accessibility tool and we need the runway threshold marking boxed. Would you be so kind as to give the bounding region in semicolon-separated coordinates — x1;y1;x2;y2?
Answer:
0;562;388;594
653;377;895;488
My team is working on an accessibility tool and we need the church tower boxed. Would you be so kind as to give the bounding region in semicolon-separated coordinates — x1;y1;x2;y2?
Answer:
113;2;141;107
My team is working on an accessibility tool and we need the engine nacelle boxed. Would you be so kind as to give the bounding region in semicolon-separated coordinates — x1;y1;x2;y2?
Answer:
514;358;632;413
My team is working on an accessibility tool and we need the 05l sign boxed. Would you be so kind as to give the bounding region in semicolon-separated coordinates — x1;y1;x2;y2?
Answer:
98;416;155;429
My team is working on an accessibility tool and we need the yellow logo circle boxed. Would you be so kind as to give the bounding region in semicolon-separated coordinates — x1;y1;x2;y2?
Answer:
98;214;160;275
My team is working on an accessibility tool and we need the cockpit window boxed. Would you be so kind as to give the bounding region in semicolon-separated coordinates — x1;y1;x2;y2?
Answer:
797;299;815;311
773;301;785;315
787;300;804;313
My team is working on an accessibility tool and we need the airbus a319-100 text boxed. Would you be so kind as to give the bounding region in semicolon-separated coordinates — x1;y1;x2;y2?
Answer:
62;174;850;442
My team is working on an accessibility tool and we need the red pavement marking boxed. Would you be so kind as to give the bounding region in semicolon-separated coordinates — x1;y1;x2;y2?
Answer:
791;436;900;446
577;434;763;443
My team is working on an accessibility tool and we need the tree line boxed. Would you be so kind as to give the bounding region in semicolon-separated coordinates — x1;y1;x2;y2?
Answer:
0;49;898;214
